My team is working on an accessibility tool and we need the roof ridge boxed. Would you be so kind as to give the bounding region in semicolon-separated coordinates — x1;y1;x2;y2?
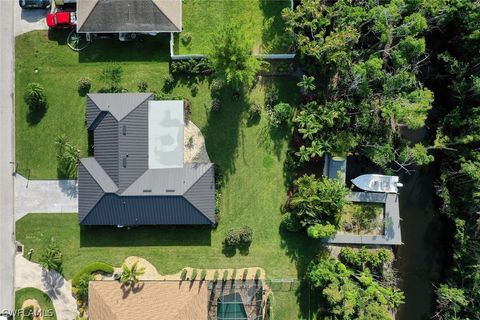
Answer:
182;163;213;195
181;194;215;225
150;0;181;31
182;165;215;225
78;0;100;32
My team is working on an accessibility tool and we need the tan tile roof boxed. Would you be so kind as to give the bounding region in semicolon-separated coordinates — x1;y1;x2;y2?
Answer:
88;281;208;320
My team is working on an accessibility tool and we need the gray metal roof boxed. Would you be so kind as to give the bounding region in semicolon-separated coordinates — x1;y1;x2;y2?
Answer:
79;93;215;226
77;0;182;33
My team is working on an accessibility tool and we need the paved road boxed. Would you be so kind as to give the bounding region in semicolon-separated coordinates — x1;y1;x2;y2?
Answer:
0;0;16;314
15;174;78;221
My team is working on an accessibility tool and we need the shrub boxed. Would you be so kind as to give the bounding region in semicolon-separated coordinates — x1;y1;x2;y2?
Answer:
191;83;199;96
191;269;198;281
72;262;115;286
265;84;279;109
268;103;293;127
24;82;47;112
180;269;187;281
77;77;91;95
378;248;394;264
232;269;237;280
100;63;123;91
170;58;214;75
223;270;228;281
23;305;34;320
224;227;253;247
200;270;207;281
75;273;94;300
248;103;261;119
338;247;363;269
281;212;302;232
39;238;63;273
184;99;192;122
213;270;219;282
181;32;192;45
242;269;248;281
164;74;175;88
210;78;224;97
307;223;337;239
211;98;221;112
137;80;148;92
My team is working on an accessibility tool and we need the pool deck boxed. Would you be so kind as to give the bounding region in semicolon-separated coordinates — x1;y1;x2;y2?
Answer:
326;191;402;246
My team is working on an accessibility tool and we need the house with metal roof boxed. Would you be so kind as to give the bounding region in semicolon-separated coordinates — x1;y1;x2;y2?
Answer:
77;0;182;35
78;93;215;226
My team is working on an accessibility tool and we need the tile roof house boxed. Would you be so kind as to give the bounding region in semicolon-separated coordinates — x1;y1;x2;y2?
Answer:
88;281;208;320
78;93;215;226
77;0;182;34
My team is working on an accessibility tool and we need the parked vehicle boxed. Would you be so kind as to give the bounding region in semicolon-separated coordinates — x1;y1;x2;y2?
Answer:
46;10;77;28
19;0;50;9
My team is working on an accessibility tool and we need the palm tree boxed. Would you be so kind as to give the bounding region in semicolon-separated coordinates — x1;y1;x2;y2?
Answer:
297;75;316;94
39;239;63;272
120;261;145;286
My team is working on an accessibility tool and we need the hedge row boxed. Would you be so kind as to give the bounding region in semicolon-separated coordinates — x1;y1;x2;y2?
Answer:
71;262;114;286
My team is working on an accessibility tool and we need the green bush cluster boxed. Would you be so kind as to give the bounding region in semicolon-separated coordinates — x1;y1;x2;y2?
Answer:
72;262;114;286
338;247;394;271
224;226;253;247
137;80;148;92
24;82;47;112
267;102;293;127
77;77;91;96
180;269;187;280
170;58;214;75
307;223;336;239
281;212;302;232
191;269;198;280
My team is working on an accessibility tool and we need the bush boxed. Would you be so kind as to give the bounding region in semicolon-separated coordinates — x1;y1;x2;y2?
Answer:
213;270;219;282
268;103;293;127
222;270;228;281
224;227;253;247
23;305;34;320
163;74;175;89
232;269;237;280
137;80;148;92
281;212;302;232
184;99;192;122
200;270;207;281
180;269;187;280
307;223;337;239
170;58;214;75
100;63;123;91
242;269;248;281
39;239;63;273
191;83;199;96
248;103;261;119
77;78;91;95
72;262;114;286
181;32;192;45
211;98;221;112
265;84;279;109
24;82;47;112
210;78;224;97
191;269;198;281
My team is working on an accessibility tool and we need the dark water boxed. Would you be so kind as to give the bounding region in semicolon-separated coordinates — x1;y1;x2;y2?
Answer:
395;168;449;320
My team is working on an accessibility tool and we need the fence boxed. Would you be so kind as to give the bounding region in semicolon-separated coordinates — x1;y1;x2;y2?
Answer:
266;278;300;292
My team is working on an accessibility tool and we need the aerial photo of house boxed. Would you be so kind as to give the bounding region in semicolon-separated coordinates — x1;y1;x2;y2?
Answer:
1;0;479;320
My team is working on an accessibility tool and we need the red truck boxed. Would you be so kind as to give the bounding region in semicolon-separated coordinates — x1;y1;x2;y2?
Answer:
46;10;76;28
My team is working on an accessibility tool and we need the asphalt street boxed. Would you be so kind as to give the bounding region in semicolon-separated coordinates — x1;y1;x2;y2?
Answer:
0;0;16;314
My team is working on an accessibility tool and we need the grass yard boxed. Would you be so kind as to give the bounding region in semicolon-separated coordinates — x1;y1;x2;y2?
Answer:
339;202;385;235
16;30;317;319
15;287;57;320
176;0;293;55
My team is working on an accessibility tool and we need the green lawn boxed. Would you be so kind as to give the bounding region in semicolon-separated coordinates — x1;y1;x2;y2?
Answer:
15;287;57;320
16;30;317;319
176;0;293;55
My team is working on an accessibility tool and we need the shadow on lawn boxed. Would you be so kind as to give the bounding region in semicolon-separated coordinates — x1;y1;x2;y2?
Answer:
279;227;323;319
80;225;212;247
26;107;47;126
78;34;170;63
201;87;249;181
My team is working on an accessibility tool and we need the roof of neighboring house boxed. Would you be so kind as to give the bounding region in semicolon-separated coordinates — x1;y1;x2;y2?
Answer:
77;0;182;33
79;93;215;226
88;281;208;320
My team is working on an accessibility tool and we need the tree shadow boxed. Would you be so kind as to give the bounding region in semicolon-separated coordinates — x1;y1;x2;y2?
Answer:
78;34;170;63
41;270;65;299
80;225;212;247
201;86;249;182
258;0;293;54
47;29;69;45
26;107;47;126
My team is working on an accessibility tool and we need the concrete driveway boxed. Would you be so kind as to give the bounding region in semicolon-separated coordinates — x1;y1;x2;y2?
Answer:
15;255;77;320
15;174;78;221
14;3;49;36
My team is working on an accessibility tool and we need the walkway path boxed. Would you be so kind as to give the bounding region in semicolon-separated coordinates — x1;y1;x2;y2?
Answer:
15;174;78;221
15;255;77;320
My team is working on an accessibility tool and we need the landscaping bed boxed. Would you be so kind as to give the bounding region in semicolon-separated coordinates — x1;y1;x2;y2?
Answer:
175;0;293;55
15;287;57;320
339;202;385;235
